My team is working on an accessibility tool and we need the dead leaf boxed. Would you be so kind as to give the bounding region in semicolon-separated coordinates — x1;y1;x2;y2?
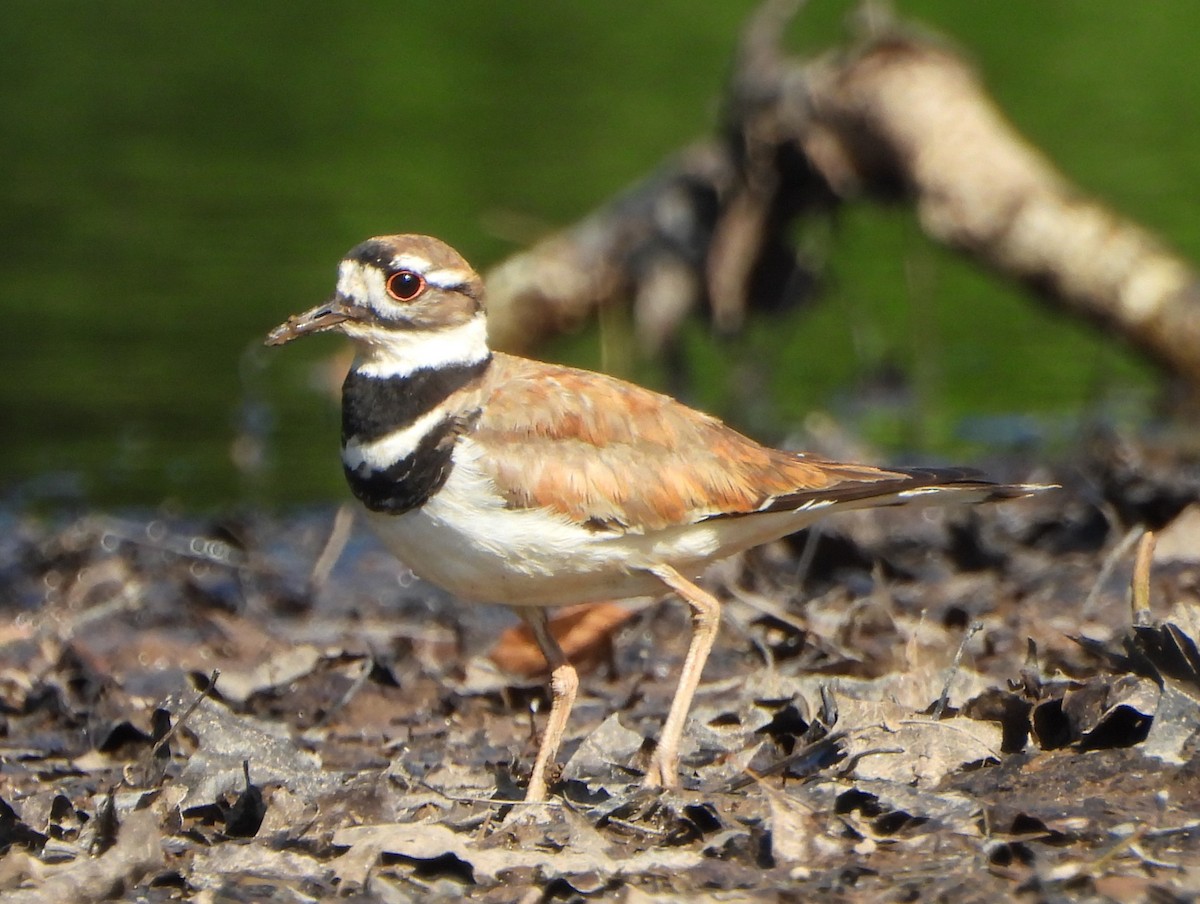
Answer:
1141;678;1200;764
563;713;644;784
255;785;320;843
838;781;982;838
332;820;704;886
835;697;1003;786
764;787;818;868
2;808;162;904
489;603;633;678
1154;505;1200;565
167;694;336;810
1127;610;1200;690
188;844;328;893
1063;674;1158;749
213;644;324;704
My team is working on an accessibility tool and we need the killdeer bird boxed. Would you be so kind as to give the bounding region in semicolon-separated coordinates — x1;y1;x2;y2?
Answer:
266;234;1049;801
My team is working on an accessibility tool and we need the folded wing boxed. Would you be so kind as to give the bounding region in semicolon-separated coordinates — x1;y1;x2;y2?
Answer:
471;354;1026;533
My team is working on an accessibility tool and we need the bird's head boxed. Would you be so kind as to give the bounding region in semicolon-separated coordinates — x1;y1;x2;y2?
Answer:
266;234;486;352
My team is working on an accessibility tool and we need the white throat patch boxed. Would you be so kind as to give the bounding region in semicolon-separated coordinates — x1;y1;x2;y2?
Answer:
353;313;490;379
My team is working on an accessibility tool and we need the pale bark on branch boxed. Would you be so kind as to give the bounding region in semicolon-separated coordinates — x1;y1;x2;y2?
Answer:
483;1;1200;390
800;32;1200;386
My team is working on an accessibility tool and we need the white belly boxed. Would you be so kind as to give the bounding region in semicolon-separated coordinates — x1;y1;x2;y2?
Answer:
363;440;822;608
365;458;676;606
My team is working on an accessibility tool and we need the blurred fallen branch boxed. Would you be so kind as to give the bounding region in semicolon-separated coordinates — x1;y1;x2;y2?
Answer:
483;0;1200;389
800;24;1200;386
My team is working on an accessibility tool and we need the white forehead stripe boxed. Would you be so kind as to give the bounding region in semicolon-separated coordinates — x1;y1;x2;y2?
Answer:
337;260;387;305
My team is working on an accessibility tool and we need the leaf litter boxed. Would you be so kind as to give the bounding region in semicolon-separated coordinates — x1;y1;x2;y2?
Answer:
2;440;1200;900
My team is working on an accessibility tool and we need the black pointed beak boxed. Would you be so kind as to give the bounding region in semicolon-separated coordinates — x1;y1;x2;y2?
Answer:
264;295;363;346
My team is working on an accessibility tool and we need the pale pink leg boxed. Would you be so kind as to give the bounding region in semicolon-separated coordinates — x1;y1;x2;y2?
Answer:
642;565;721;789
516;607;578;802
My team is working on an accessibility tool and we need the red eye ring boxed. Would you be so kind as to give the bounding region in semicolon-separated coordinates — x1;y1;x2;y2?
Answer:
386;269;425;302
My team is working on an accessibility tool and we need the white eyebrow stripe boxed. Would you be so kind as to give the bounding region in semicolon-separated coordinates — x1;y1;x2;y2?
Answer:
390;253;433;272
425;268;473;289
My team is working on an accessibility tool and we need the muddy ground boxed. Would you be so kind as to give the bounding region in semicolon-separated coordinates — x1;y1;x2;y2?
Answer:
2;433;1200;902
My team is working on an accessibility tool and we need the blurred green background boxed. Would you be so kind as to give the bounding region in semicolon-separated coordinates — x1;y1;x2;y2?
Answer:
2;1;1197;510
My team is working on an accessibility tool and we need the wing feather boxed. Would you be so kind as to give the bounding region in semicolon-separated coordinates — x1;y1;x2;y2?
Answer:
470;355;961;532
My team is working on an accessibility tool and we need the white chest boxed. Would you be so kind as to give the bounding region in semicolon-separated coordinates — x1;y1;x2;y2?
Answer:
363;441;637;606
362;438;817;608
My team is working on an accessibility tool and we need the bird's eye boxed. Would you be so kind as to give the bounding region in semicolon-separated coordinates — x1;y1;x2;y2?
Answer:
386;270;425;302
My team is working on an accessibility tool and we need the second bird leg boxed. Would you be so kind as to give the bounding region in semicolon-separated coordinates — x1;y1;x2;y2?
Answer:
518;606;579;802
643;564;722;789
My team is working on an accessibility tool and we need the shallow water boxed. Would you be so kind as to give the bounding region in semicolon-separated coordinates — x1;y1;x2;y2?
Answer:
1;2;1195;509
